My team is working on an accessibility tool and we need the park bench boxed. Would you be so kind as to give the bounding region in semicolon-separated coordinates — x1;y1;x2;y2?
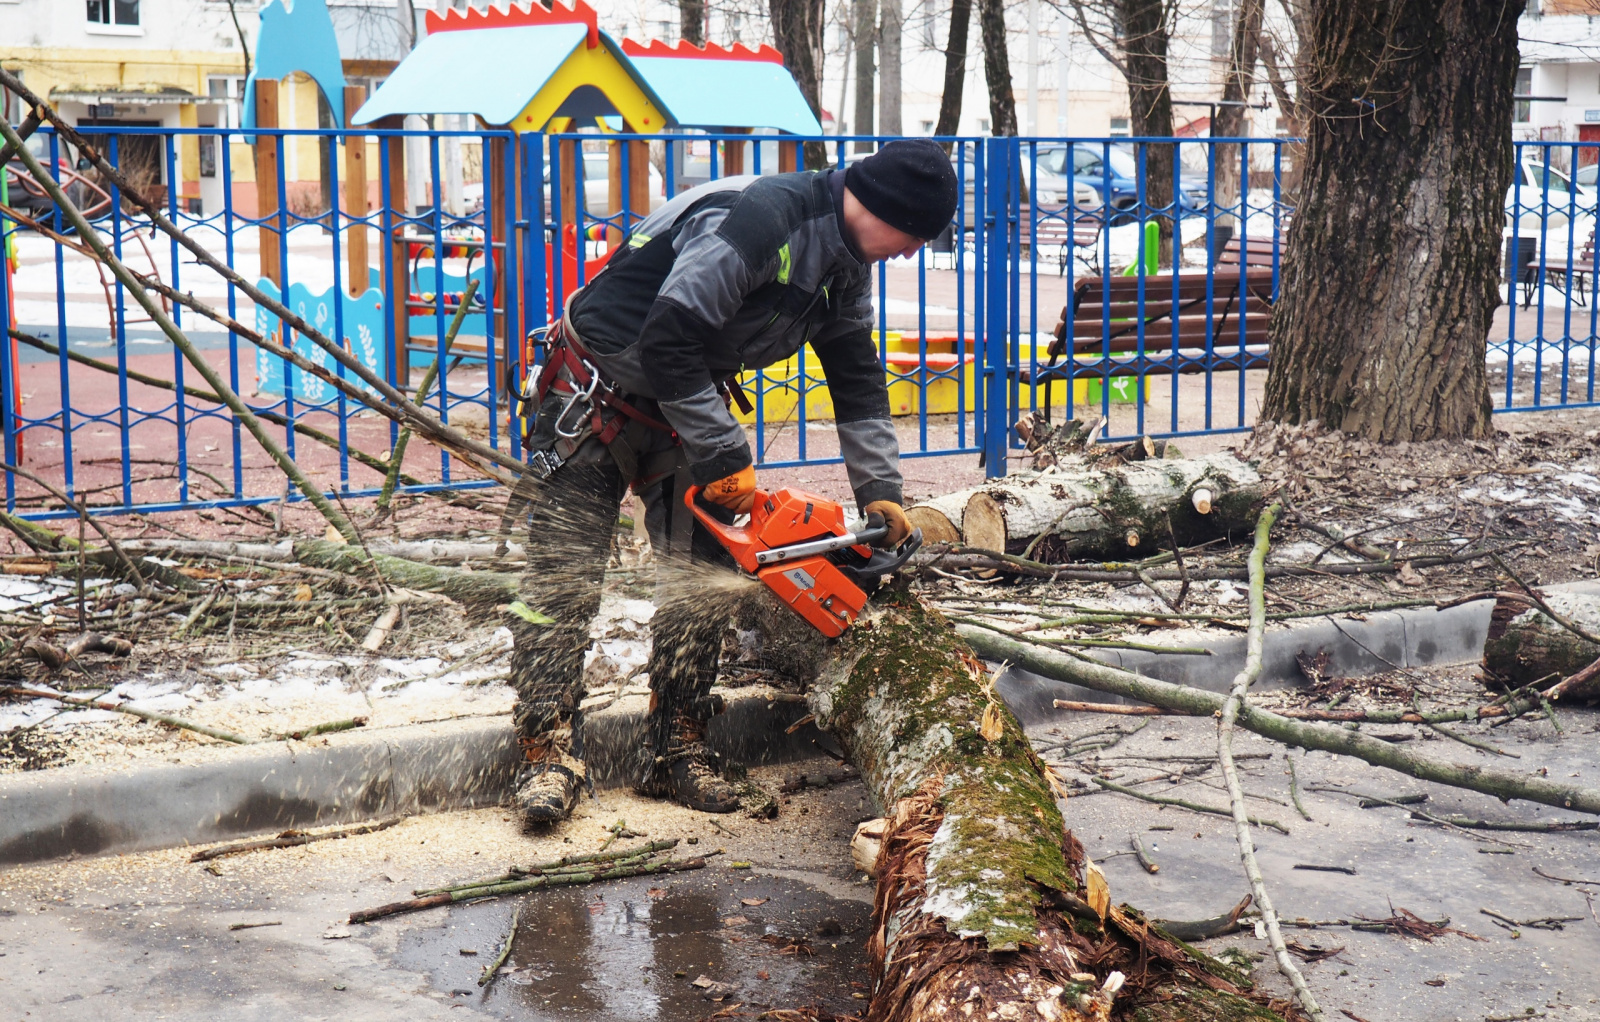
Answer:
1022;206;1104;276
1523;228;1597;307
1215;235;1281;271
1016;266;1275;415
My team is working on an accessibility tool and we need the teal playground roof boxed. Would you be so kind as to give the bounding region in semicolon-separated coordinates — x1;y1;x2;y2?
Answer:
620;40;823;135
353;23;592;127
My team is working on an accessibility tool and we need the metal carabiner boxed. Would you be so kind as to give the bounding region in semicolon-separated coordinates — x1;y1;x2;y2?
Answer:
552;360;603;439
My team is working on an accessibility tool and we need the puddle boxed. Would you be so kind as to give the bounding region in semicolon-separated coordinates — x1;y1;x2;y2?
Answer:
391;870;871;1020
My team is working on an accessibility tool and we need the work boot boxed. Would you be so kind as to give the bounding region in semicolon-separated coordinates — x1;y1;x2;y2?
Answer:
512;734;584;827
649;715;739;814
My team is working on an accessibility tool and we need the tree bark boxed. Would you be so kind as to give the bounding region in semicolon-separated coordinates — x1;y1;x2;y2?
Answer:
1116;0;1175;263
934;0;974;137
977;0;1018;136
1213;0;1265;222
1482;591;1600;690
1260;0;1515;441
878;0;903;136
904;452;1261;559
853;0;879;149
769;0;830;168
763;585;1278;1020
679;0;705;46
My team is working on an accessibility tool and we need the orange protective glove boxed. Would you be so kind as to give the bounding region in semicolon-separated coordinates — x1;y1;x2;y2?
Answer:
863;500;912;549
703;465;758;515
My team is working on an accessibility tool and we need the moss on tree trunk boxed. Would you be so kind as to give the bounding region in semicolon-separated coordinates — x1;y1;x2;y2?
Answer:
775;585;1286;1021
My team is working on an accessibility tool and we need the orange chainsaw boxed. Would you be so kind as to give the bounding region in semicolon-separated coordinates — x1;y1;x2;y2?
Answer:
686;485;923;638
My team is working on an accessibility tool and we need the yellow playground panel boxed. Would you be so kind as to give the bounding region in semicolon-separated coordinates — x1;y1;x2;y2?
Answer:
731;332;1143;426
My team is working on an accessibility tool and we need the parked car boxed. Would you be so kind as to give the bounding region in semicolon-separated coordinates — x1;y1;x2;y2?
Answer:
1039;143;1210;220
2;132;112;223
1506;159;1594;237
539;149;665;219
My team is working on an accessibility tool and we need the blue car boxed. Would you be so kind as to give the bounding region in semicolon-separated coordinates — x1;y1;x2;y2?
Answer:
1037;144;1209;220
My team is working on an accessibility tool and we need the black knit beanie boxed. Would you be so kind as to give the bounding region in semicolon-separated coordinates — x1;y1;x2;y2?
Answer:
844;139;959;240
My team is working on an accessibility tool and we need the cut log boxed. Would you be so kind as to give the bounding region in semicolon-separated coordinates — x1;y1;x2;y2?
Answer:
905;452;1262;560
750;585;1280;1021
1483;590;1600;693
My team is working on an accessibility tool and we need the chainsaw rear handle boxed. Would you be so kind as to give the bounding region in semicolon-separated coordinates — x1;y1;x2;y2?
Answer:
684;485;892;551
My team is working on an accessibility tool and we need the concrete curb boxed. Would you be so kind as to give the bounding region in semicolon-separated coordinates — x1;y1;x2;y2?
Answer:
0;689;820;869
997;581;1600;729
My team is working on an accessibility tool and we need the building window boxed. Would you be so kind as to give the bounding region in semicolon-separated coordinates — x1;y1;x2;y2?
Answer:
921;119;935;133
207;75;247;135
1515;67;1533;123
920;6;938;49
728;12;742;43
1211;0;1233;58
977;118;990;133
1110;116;1131;137
87;0;139;25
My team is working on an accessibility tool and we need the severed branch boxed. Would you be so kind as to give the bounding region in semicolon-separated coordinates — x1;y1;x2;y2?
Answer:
0;68;525;482
1217;502;1324;1022
8;327;426;489
958;629;1600;816
3;685;251;744
0;459;148;591
189;816;402;862
0;117;360;546
0;200;509;489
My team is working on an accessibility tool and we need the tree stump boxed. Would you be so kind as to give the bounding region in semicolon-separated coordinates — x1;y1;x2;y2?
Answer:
1483;590;1600;696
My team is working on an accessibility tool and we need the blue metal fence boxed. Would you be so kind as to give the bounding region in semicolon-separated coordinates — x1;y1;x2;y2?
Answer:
1;125;1593;521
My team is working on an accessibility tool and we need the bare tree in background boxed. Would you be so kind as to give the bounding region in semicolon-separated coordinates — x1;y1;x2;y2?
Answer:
878;0;903;135
934;0;974;137
680;0;707;45
977;0;1018;136
1263;0;1518;441
1213;0;1264;232
853;0;878;149
1062;0;1177;261
769;0;829;167
225;0;253;78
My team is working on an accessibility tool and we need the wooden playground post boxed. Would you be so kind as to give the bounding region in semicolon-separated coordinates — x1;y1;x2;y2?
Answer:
628;138;650;220
778;136;798;173
721;127;751;177
375;114;409;379
252;78;282;289
486;134;519;358
342;85;369;297
557;135;579;229
605;137;623;248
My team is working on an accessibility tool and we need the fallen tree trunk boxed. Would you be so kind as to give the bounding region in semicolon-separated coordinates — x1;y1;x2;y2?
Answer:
960;624;1600;816
904;452;1262;560
1482;589;1600;693
757;585;1281;1021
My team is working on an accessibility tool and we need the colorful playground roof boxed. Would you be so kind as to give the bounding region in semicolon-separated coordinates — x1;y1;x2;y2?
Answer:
352;2;670;133
620;40;822;135
353;1;822;135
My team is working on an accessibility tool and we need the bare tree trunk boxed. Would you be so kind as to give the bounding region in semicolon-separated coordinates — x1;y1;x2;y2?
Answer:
854;0;879;150
1116;0;1174;264
1213;0;1264;229
1261;0;1514;441
934;0;974;137
878;0;903;136
977;0;1018;136
225;0;253;78
679;0;706;46
769;0;830;168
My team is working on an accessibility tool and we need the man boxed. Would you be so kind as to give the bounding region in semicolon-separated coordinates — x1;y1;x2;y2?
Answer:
506;139;959;825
